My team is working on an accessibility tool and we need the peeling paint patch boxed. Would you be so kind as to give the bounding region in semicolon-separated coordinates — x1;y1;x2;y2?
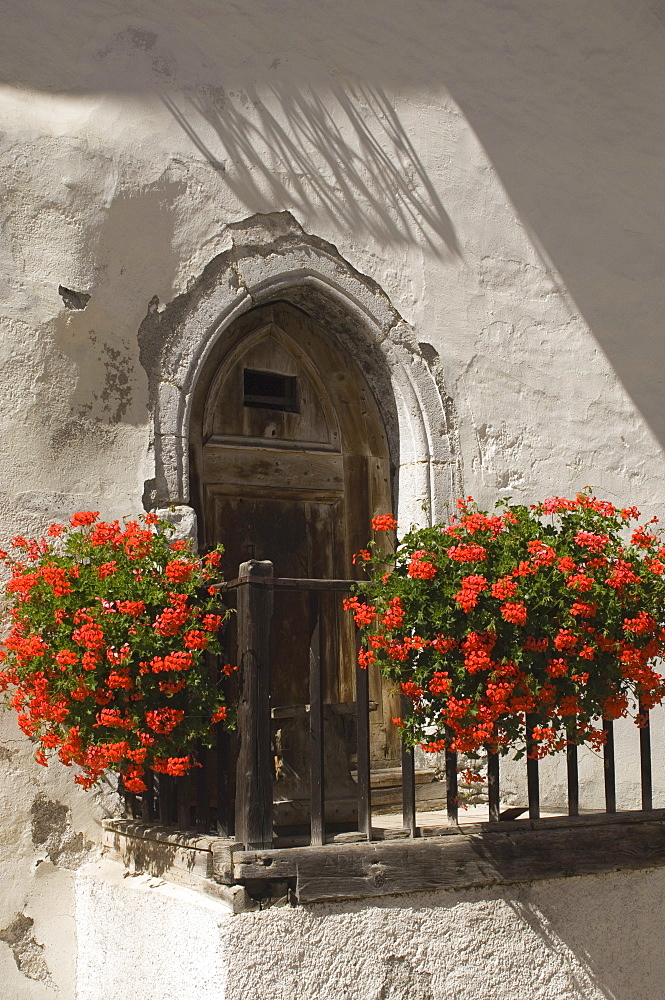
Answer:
58;285;91;310
31;794;93;869
71;333;136;424
0;913;54;985
142;476;158;510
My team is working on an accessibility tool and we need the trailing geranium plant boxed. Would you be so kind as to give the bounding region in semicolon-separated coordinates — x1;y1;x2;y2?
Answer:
0;511;231;792
346;492;665;761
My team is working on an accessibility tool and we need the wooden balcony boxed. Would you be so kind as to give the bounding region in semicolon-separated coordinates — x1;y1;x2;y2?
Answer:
107;560;665;908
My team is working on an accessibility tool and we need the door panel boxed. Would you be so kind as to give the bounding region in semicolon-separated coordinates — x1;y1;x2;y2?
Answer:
207;490;341;707
192;302;396;776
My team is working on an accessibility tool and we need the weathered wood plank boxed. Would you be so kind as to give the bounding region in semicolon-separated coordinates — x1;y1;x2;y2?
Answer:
103;819;226;850
202;445;344;494
232;819;665;902
370;766;440;788
235;560;274;849
419;808;665;836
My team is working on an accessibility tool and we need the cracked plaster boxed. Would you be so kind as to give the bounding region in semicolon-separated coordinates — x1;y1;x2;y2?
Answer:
0;913;53;986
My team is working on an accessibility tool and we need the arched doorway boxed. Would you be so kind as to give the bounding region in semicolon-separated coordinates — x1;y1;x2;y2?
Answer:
189;300;400;779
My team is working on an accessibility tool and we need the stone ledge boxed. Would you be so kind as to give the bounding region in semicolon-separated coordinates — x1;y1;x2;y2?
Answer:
102;820;255;913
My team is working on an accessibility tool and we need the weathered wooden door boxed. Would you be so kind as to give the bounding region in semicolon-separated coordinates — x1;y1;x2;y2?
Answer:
189;301;396;761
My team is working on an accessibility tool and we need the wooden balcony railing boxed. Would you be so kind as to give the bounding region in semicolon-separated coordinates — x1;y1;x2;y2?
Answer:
123;559;661;850
110;559;665;906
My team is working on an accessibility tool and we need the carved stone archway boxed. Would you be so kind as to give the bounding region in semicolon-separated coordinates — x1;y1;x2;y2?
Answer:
138;211;461;532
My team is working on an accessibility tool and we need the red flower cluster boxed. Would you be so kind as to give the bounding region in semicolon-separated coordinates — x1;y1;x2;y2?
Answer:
454;574;488;611
0;511;229;790
372;514;398;532
447;543;487;563
349;492;665;760
407;550;437;580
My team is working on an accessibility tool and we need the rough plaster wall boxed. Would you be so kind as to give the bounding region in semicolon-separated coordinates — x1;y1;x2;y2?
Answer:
75;860;232;1000
76;858;665;1000
0;0;664;989
0;712;116;997
0;0;663;495
0;0;663;517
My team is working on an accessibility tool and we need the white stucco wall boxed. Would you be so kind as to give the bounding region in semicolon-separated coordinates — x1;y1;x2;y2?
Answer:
1;0;665;993
1;0;664;524
76;858;665;1000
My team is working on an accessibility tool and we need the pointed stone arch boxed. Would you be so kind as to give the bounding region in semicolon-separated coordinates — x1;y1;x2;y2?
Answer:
138;211;461;531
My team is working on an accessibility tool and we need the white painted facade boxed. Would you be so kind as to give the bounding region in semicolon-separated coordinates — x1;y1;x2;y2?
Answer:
75;859;665;1000
1;0;665;995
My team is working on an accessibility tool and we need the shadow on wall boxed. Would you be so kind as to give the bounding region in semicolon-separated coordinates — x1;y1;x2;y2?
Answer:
160;83;459;258
507;868;665;1000
221;871;662;1000
1;0;664;447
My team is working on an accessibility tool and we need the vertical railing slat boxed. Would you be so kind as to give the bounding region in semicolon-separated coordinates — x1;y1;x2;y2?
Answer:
355;628;372;841
141;769;155;822
118;775;134;819
526;713;540;821
487;750;500;823
566;737;579;817
176;772;191;830
445;730;458;826
158;774;174;826
215;725;233;837
235;560;274;850
639;700;653;813
603;719;616;814
216;614;238;838
309;591;325;846
400;695;416;836
195;745;210;832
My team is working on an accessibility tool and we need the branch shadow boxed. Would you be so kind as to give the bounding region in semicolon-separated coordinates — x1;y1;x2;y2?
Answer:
160;80;459;258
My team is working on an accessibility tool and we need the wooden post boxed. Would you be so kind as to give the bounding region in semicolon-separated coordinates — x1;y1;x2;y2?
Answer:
176;772;191;830
158;774;173;825
141;769;155;822
195;744;210;832
235;560;274;850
